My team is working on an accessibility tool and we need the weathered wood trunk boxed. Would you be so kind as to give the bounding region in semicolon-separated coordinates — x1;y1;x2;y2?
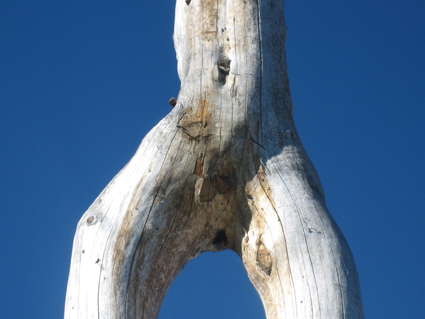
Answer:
65;0;364;318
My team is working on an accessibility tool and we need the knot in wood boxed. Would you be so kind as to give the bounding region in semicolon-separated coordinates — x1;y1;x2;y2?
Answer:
211;171;231;194
217;57;231;75
256;243;272;276
86;215;98;226
168;97;177;107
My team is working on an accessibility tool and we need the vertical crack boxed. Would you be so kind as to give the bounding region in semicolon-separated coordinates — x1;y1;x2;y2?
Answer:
256;0;264;143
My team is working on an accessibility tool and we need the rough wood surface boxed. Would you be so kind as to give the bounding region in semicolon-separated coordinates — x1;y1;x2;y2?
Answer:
65;1;364;318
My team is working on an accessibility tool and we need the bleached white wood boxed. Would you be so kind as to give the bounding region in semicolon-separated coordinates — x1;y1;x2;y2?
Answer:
65;0;364;318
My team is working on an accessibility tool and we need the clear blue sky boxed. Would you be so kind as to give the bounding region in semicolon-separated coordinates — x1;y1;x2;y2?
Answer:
1;1;424;318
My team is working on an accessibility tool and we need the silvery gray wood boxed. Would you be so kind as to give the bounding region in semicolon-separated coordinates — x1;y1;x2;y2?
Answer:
65;0;364;318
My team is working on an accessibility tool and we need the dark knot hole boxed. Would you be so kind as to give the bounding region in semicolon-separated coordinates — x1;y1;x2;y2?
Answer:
212;230;227;246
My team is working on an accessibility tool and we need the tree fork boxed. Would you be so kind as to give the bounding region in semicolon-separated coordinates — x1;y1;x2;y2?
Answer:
65;0;364;318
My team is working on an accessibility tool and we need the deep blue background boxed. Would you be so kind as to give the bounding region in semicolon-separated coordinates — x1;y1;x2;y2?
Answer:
1;1;424;318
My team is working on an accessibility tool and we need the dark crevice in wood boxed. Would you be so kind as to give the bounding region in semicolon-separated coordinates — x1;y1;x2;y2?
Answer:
212;229;227;247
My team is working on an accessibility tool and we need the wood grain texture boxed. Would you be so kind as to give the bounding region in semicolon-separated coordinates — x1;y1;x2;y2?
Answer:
65;0;364;318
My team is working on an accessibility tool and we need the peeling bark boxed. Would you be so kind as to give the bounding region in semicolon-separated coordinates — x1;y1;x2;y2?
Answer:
65;1;364;318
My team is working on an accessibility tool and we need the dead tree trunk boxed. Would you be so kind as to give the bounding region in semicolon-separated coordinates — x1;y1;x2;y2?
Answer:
65;1;364;318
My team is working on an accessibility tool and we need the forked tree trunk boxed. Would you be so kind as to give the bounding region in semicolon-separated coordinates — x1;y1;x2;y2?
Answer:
65;0;364;318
